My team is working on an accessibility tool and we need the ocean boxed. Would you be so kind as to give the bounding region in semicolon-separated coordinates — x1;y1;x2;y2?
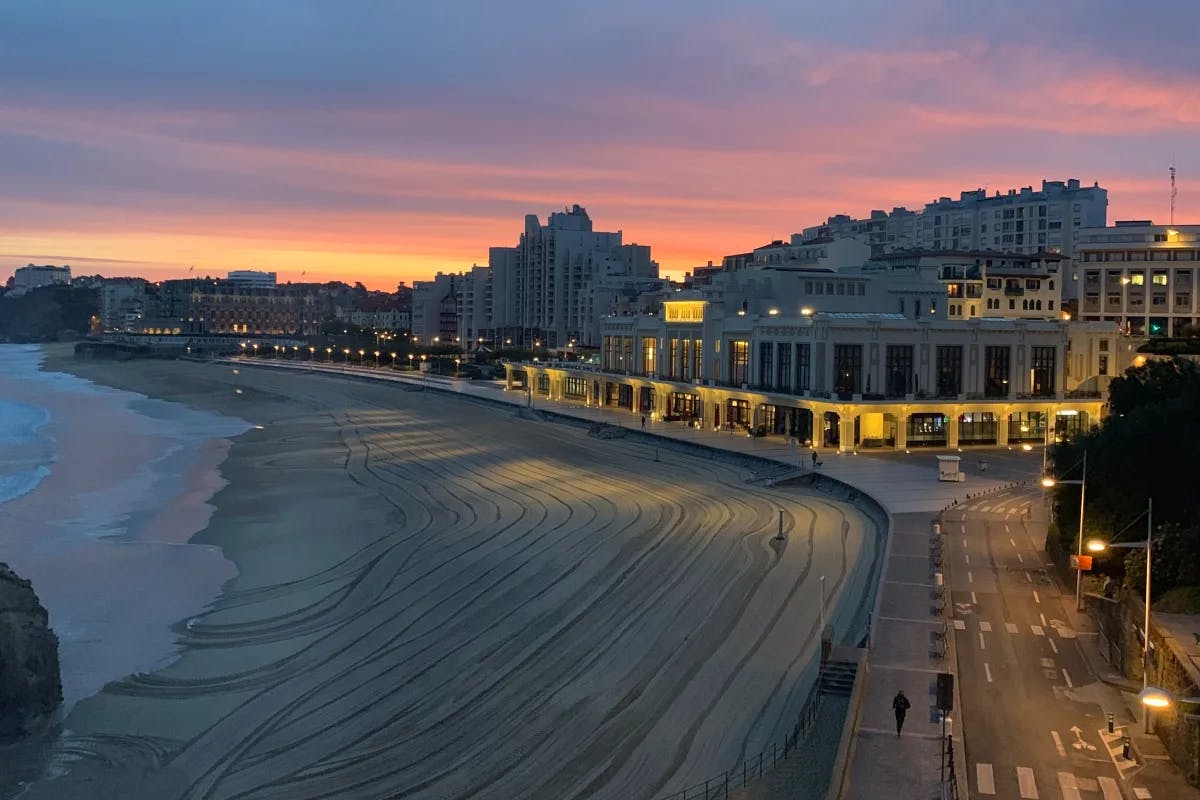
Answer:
0;345;250;712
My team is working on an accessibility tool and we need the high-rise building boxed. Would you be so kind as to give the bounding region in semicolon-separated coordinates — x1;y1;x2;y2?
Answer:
488;205;658;348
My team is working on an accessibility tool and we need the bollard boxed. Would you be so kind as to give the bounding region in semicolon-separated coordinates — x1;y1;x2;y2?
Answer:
1108;712;1114;734
1122;735;1131;760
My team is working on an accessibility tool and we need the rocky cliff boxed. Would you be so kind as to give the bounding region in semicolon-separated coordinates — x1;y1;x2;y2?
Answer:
0;563;62;737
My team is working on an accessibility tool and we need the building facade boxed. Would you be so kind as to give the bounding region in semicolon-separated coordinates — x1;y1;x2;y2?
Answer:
508;301;1116;452
9;264;71;296
1075;221;1200;337
147;278;325;336
488;205;658;348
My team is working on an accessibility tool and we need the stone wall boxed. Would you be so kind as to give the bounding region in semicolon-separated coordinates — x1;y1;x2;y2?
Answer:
1087;592;1200;786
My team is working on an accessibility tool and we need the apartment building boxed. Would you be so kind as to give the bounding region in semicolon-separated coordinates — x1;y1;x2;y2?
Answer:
488;205;658;348
1075;221;1200;337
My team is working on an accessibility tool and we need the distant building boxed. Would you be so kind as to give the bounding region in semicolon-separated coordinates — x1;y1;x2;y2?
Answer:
226;270;277;289
797;208;919;257
411;272;463;344
9;264;71;297
99;279;149;332
488;205;659;348
146;278;323;336
865;250;1064;321
1075;221;1200;338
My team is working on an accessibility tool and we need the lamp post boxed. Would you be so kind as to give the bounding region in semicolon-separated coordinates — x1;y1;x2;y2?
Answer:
1043;450;1087;610
1087;497;1153;731
390;351;397;368
358;348;365;365
325;346;332;362
374;349;381;366
308;346;315;361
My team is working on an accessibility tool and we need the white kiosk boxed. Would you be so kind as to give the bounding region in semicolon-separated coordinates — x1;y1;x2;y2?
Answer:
937;455;964;482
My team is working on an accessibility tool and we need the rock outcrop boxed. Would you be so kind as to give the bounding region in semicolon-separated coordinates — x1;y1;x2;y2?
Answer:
0;563;62;737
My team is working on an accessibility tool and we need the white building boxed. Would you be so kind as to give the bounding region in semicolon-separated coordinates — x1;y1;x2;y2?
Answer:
9;264;71;296
1075;221;1200;338
457;265;493;347
411;272;462;344
488;205;658;348
226;270;278;289
797;208;919;256
865;250;1064;321
336;308;410;332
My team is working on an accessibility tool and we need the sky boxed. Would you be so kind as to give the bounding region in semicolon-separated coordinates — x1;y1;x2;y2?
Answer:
2;1;1199;290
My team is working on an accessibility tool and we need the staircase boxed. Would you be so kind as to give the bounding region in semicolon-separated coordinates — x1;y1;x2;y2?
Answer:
820;658;859;697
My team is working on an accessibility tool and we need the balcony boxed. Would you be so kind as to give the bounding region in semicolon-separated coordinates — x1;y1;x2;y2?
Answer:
1003;286;1025;297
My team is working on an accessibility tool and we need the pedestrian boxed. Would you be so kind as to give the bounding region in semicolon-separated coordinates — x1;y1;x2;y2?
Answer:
641;415;646;430
811;450;818;468
892;689;910;737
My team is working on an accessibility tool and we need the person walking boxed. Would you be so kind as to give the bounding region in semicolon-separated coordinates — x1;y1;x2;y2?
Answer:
640;415;646;430
892;690;911;737
811;450;818;468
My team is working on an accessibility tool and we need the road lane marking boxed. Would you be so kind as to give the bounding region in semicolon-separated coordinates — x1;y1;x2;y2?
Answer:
1025;570;1034;583
1018;766;1040;798
1006;622;1019;634
981;505;992;512
1005;524;1011;534
1032;625;1045;636
1098;776;1122;800
1017;553;1025;563
979;632;986;649
971;591;977;604
965;553;971;565
968;572;974;584
1052;730;1067;757
1034;590;1041;604
1057;771;1081;800
1062;668;1074;688
962;537;967;548
1049;638;1059;654
984;663;993;682
980;621;992;632
1010;537;1017;547
1040;613;1048;627
976;763;996;795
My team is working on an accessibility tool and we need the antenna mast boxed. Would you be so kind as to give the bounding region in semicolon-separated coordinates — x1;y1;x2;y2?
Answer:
1170;163;1177;226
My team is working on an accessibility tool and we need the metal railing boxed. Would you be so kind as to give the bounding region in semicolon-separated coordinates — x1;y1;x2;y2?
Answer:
652;681;823;800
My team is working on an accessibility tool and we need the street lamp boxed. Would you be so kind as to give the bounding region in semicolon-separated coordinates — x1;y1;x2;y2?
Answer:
407;353;414;371
308;346;315;360
252;343;259;357
454;357;461;377
1087;498;1154;732
374;349;381;366
1043;450;1087;611
342;347;350;362
325;346;332;362
390;351;397;367
358;348;365;365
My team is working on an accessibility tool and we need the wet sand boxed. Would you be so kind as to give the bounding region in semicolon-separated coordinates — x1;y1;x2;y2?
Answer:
16;353;877;800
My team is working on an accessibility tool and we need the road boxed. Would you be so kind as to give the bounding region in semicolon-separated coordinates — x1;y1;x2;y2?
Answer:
945;485;1130;800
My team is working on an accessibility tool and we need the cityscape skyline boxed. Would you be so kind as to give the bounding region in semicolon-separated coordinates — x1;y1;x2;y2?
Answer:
2;2;1199;290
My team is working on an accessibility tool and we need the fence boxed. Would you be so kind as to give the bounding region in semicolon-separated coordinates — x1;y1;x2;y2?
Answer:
652;680;823;800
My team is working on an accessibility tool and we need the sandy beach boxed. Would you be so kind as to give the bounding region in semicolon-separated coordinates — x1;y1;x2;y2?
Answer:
15;352;879;800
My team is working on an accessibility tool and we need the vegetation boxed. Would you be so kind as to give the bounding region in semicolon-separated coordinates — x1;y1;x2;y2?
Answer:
1136;337;1200;356
1049;358;1200;603
0;286;99;342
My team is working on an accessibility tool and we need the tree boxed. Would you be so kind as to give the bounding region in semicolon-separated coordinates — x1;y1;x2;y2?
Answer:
1050;357;1200;599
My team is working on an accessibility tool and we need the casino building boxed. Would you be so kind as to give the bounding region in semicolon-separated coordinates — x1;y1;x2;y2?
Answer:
504;262;1130;452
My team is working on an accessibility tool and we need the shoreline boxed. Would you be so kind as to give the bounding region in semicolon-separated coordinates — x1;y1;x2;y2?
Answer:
15;352;881;800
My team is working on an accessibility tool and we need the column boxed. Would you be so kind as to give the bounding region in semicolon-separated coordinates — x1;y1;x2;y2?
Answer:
997;413;1010;447
947;411;960;449
895;413;908;450
839;414;855;453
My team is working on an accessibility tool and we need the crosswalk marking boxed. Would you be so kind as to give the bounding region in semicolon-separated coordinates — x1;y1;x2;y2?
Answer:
1058;771;1081;800
953;619;966;630
1006;622;1019;634
976;763;996;795
1031;625;1045;636
1051;730;1067;757
1018;766;1039;798
1098;777;1122;800
979;620;992;632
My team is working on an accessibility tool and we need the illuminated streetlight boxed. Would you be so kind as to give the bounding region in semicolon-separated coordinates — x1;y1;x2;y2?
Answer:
358;348;366;365
1087;498;1154;732
390;351;397;367
308;346;315;360
1043;451;1087;610
374;349;381;366
325;346;332;362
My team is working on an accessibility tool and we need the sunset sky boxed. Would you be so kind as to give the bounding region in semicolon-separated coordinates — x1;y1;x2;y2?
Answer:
3;1;1199;290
